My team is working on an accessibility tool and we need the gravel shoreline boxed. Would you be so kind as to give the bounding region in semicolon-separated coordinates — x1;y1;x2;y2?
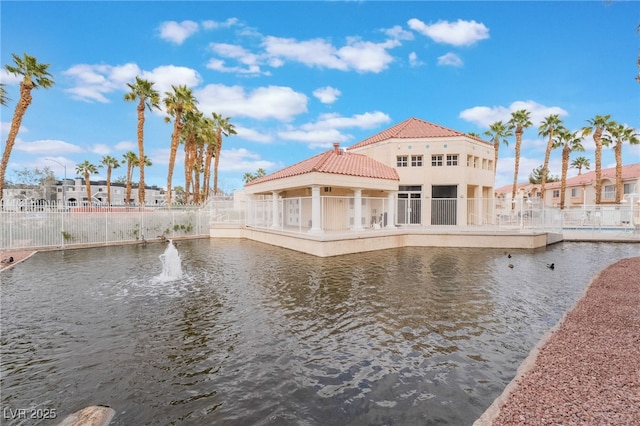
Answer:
475;256;640;425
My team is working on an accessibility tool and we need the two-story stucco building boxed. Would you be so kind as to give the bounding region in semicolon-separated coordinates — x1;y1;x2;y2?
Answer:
243;117;496;230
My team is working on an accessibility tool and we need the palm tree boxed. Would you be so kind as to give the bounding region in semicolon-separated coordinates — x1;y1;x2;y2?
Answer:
1;53;54;200
582;115;615;204
605;123;639;202
75;160;100;206
570;156;591;175
100;155;120;206
555;129;585;209
201;116;217;199
0;83;8;106
122;151;138;205
508;109;533;203
180;109;204;204
124;77;160;206
211;112;237;196
164;85;197;206
538;114;565;199
484;121;513;176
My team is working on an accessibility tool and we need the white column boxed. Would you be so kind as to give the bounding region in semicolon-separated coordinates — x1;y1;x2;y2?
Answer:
386;191;396;228
353;188;363;230
310;186;322;233
271;191;280;228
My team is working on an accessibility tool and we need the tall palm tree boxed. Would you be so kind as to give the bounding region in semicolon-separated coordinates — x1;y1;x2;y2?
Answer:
124;76;160;206
122;151;138;205
484;121;512;176
581;115;615;204
180;109;203;204
570;156;591;175
538;114;565;199
164;85;197;206
211;112;237;196
100;155;120;206
201;116;217;199
75;160;100;206
605;123;639;202
1;53;54;200
508;109;533;204
555;129;585;210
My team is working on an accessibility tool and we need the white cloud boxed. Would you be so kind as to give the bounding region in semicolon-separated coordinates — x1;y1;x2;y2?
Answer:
262;35;397;73
383;25;414;41
234;125;273;143
437;52;463;67
408;52;423;67
63;63;141;103
313;86;341;104
62;63;203;104
459;100;569;128
141;65;202;95
219;148;276;172
14;139;84;154
207;43;266;75
91;144;111;155
408;18;489;46
0;68;23;85
278;111;392;149
114;141;136;151
195;84;308;121
158;20;199;45
201;18;239;31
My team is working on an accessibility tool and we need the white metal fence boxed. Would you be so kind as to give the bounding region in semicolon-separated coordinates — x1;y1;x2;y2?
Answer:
3;196;638;250
219;196;640;235
1;201;211;250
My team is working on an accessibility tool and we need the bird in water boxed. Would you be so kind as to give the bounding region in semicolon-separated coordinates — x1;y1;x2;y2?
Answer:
1;256;14;264
508;254;512;258
547;263;555;270
508;263;514;269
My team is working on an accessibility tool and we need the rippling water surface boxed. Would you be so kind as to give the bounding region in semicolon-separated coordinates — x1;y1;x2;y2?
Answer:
1;240;637;425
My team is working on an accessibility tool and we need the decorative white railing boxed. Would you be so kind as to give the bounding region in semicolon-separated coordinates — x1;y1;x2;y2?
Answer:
1;201;211;250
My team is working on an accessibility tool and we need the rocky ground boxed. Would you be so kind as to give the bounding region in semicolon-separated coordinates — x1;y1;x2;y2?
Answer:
476;256;640;425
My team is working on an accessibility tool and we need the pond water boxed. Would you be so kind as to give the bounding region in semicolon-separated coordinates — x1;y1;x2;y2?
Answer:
1;240;637;425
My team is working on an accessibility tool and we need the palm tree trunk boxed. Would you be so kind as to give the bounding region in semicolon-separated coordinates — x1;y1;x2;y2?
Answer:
137;101;146;205
540;136;553;200
166;115;183;206
203;143;215;199
493;139;499;175
126;163;133;205
0;82;33;201
213;130;222;195
615;141;623;203
594;128;603;204
107;168;112;206
184;142;192;204
511;127;523;208
560;146;569;210
85;172;92;206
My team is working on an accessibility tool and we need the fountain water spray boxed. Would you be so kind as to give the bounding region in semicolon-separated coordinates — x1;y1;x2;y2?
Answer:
157;240;183;281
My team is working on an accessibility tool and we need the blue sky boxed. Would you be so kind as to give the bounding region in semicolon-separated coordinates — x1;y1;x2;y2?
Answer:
2;0;639;193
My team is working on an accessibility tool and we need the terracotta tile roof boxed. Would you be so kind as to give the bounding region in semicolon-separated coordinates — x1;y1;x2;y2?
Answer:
495;163;640;194
348;117;489;150
245;145;399;186
544;163;640;189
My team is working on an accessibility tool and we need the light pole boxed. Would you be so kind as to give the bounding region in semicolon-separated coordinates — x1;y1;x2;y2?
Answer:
45;158;67;207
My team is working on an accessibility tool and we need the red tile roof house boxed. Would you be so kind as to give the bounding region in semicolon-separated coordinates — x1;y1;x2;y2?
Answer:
494;163;640;207
242;117;496;234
